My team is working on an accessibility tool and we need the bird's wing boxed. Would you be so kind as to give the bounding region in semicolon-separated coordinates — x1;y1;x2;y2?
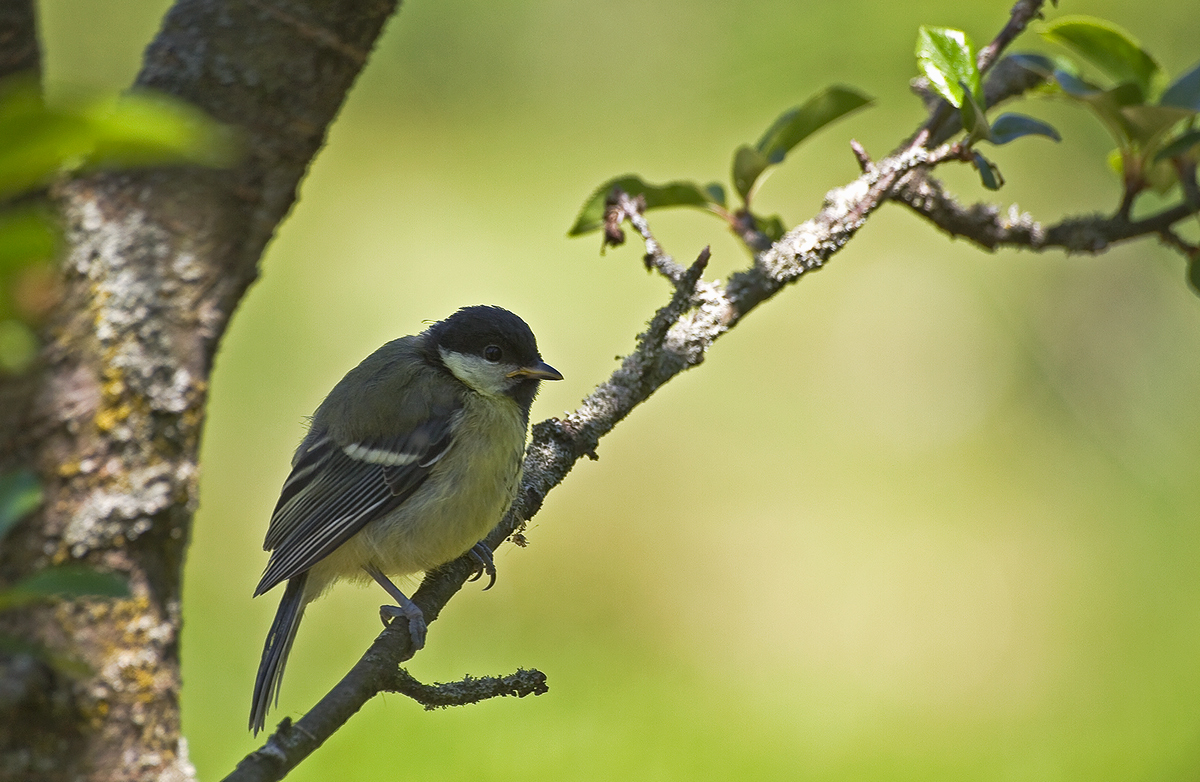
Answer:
254;412;459;596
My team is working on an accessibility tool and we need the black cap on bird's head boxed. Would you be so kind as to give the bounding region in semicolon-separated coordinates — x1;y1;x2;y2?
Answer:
427;305;562;407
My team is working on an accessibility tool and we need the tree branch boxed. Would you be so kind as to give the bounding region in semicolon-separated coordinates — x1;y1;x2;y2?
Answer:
892;168;1200;255
976;0;1046;74
227;127;973;777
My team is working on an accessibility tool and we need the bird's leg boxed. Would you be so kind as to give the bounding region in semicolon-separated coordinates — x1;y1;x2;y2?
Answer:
364;563;427;650
467;542;497;591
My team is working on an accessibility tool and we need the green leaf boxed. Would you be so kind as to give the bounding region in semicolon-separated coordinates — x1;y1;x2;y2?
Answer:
0;88;93;199
916;26;981;109
733;88;870;205
703;182;727;208
1052;69;1107;98
1160;61;1200;111
0;632;92;677
567;175;714;236
1106;147;1125;177
0;320;39;375
0;470;41;540
1155;129;1200;161
959;80;989;140
1041;16;1159;100
1143;156;1178;194
0;564;130;611
0;206;57;273
1052;71;1142;147
0;79;236;201
79;90;238;171
1006;53;1057;77
1119;104;1194;147
755;214;786;243
1189;256;1200;298
754;86;873;164
972;152;1004;190
732;145;771;203
987;113;1063;145
1007;53;1083;97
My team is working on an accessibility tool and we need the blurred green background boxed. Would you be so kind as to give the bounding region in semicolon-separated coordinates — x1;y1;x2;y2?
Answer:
37;0;1200;779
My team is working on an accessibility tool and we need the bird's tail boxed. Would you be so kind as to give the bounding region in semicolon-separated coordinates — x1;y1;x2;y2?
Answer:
249;573;307;735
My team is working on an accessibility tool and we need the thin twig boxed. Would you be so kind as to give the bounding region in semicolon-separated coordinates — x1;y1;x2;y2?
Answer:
605;189;687;282
892;168;1200;253
387;667;549;710
976;0;1046;74
1159;227;1199;262
849;139;873;173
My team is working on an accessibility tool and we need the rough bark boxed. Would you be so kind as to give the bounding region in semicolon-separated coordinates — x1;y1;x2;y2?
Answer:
0;1;401;779
0;0;39;79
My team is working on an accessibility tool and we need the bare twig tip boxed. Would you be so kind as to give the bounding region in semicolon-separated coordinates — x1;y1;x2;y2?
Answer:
849;139;872;172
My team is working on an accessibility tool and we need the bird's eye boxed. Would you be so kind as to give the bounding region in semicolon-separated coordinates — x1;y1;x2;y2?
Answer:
483;345;503;363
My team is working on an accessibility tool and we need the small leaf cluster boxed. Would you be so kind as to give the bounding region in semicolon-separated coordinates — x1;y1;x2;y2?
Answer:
915;25;1061;190
0;471;130;676
1010;16;1200;209
569;86;872;250
568;11;1198;298
0;75;237;374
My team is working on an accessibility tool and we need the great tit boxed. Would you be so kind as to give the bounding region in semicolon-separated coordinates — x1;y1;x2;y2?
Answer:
249;305;562;734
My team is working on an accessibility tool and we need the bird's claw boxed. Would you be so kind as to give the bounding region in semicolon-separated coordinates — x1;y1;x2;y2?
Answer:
468;542;497;591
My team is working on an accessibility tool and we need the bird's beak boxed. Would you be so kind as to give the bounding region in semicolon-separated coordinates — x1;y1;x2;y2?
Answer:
507;361;563;381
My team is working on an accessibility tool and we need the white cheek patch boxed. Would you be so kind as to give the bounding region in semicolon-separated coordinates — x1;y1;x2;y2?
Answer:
439;348;512;396
343;443;419;466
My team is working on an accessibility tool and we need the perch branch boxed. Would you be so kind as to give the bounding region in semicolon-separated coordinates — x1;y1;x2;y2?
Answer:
224;132;970;781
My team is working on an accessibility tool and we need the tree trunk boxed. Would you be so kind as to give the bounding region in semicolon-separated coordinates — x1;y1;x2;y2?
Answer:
0;1;400;778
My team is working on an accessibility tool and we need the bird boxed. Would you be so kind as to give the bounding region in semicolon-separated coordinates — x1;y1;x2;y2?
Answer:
249;305;562;734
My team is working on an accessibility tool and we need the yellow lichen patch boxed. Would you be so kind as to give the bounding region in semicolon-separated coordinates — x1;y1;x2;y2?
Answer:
124;665;157;698
99;368;126;401
58;460;82;477
117;595;151;620
181;405;205;430
95;402;132;432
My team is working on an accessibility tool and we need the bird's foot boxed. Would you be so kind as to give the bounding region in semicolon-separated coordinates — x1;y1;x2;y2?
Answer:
364;563;427;649
379;602;427;650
